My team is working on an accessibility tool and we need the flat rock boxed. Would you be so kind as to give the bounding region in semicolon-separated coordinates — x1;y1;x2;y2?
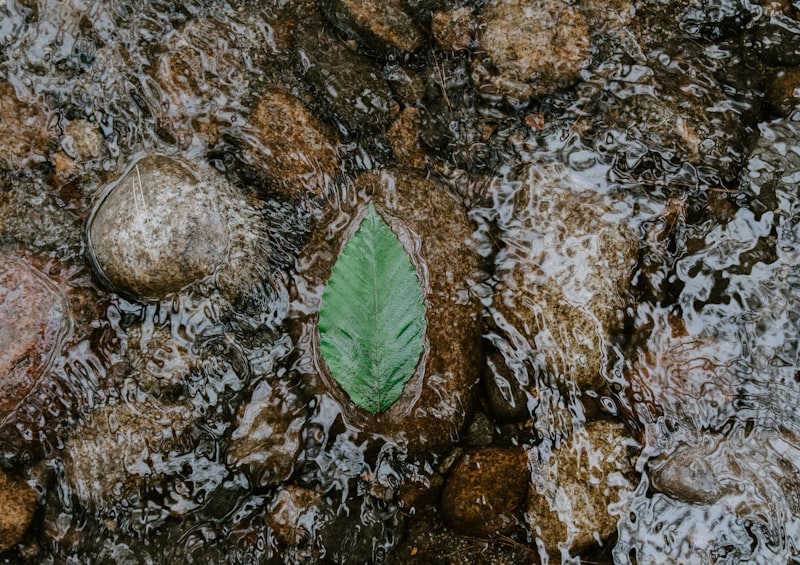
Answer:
471;0;591;106
87;154;269;302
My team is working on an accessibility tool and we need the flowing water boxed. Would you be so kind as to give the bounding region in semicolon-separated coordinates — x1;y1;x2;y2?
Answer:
2;0;800;563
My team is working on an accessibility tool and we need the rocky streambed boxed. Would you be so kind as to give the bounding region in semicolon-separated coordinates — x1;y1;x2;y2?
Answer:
2;0;800;563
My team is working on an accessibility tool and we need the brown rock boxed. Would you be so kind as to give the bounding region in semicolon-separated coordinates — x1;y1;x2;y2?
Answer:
0;253;72;416
623;307;738;430
766;67;800;117
441;447;529;537
0;470;37;553
527;419;637;554
431;7;474;51
227;378;308;488
63;399;228;530
490;163;637;404
0;82;54;171
264;485;332;546
471;0;591;106
292;168;483;462
244;88;339;197
61;120;105;162
318;0;423;55
387;108;430;170
295;24;398;135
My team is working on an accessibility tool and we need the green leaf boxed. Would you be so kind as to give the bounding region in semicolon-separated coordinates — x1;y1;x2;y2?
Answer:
318;203;426;414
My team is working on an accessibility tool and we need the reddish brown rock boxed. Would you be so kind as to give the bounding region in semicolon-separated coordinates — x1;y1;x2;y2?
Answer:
0;470;37;553
0;253;71;417
243;88;339;197
441;447;530;537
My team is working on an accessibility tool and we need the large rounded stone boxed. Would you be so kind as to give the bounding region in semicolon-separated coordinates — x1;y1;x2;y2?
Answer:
441;447;530;537
292;168;483;463
0;470;37;553
471;0;591;106
0;253;71;416
87;155;269;302
526;419;637;555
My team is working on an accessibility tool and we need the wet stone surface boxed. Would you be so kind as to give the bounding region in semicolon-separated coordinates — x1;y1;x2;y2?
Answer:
4;0;800;562
318;0;424;55
87;154;269;302
0;82;54;172
239;87;340;197
526;419;638;556
0;469;37;554
471;0;591;106
487;163;638;437
441;446;530;538
0;253;72;416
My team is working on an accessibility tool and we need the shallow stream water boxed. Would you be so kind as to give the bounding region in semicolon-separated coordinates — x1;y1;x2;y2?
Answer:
3;0;800;563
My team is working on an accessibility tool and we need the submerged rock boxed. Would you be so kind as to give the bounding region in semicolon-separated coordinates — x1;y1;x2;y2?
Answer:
441;447;529;538
295;24;397;135
471;0;591;106
87;154;269;302
227;377;308;489
0;470;37;553
63;400;228;531
242;87;340;197
292;168;483;463
766;67;800;118
264;485;333;547
527;419;637;555
431;7;474;52
318;0;423;55
489;163;637;434
0;82;54;171
0;252;72;417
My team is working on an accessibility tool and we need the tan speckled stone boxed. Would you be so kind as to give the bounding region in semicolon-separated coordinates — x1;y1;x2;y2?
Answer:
472;0;591;106
0;470;37;553
527;419;637;554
